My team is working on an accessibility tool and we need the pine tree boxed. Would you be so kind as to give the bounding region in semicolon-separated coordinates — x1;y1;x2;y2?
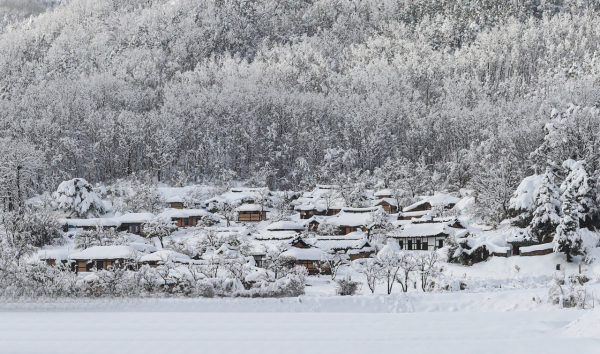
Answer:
530;168;561;244
53;178;106;218
554;160;596;262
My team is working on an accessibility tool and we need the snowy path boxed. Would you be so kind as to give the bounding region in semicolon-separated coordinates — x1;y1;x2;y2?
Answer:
0;309;598;354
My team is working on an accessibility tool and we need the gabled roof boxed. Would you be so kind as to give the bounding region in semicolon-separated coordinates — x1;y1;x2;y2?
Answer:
116;213;155;224
388;222;451;238
69;244;156;260
266;221;305;231
324;207;385;227
403;194;461;212
374;189;393;197
313;237;373;251
281;247;324;261
374;198;398;207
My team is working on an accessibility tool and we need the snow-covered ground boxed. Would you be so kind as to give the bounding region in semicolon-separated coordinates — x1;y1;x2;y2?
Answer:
1;292;599;354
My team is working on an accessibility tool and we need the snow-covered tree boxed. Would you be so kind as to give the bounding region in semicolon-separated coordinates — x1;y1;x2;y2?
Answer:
530;168;562;243
352;258;381;294
366;209;393;242
124;173;165;214
143;217;177;248
53;178;106;218
554;160;597;262
320;250;349;280
0;139;44;212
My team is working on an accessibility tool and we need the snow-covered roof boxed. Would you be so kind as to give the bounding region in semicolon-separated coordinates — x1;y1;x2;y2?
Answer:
139;250;191;263
281;247;324;261
374;189;393;197
69;246;142;260
266;221;305;231
401;210;431;217
158;208;210;219
403;194;461;212
314;238;372;251
129;243;158;253
504;227;534;243
324;207;384;227
374;198;398;207
254;230;298;240
60;218;121;228
235;204;264;212
388;222;451;238
116;213;155;224
165;196;184;203
37;249;76;261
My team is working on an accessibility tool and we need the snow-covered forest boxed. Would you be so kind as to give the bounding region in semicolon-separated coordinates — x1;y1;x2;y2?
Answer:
4;1;600;351
2;0;600;203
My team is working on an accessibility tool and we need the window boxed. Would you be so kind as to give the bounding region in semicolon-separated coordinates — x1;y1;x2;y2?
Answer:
438;239;444;249
416;240;421;250
422;242;428;250
97;261;104;270
399;240;403;249
407;240;412;250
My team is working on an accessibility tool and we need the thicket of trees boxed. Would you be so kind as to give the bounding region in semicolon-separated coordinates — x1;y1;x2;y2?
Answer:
2;0;600;221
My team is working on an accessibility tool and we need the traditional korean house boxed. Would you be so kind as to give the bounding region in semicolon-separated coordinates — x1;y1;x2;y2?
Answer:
280;247;328;275
401;194;461;220
38;250;76;270
59;218;121;232
159;209;215;228
69;244;157;272
374;189;393;199
313;236;375;260
115;213;155;234
236;204;267;222
374;198;398;214
139;250;191;268
165;196;184;209
299;216;322;232
388;222;456;251
323;206;384;235
504;228;554;257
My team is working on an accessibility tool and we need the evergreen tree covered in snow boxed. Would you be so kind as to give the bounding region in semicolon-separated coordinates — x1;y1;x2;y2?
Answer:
554;160;597;262
530;168;562;244
53;178;106;218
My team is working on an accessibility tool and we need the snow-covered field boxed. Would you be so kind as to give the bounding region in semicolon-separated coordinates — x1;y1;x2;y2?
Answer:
2;293;599;354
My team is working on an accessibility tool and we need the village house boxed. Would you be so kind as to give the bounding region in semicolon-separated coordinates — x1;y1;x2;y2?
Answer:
313;235;375;260
401;194;461;220
139;250;191;268
165;196;185;209
159;209;215;228
59;217;121;232
323;206;385;235
504;228;554;257
115;213;155;234
373;198;398;214
281;245;329;275
69;244;157;272
373;189;393;199
38;250;76;270
298;216;322;232
236;204;267;222
388;222;466;251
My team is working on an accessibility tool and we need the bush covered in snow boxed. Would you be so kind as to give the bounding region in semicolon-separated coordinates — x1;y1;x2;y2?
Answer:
335;278;362;296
